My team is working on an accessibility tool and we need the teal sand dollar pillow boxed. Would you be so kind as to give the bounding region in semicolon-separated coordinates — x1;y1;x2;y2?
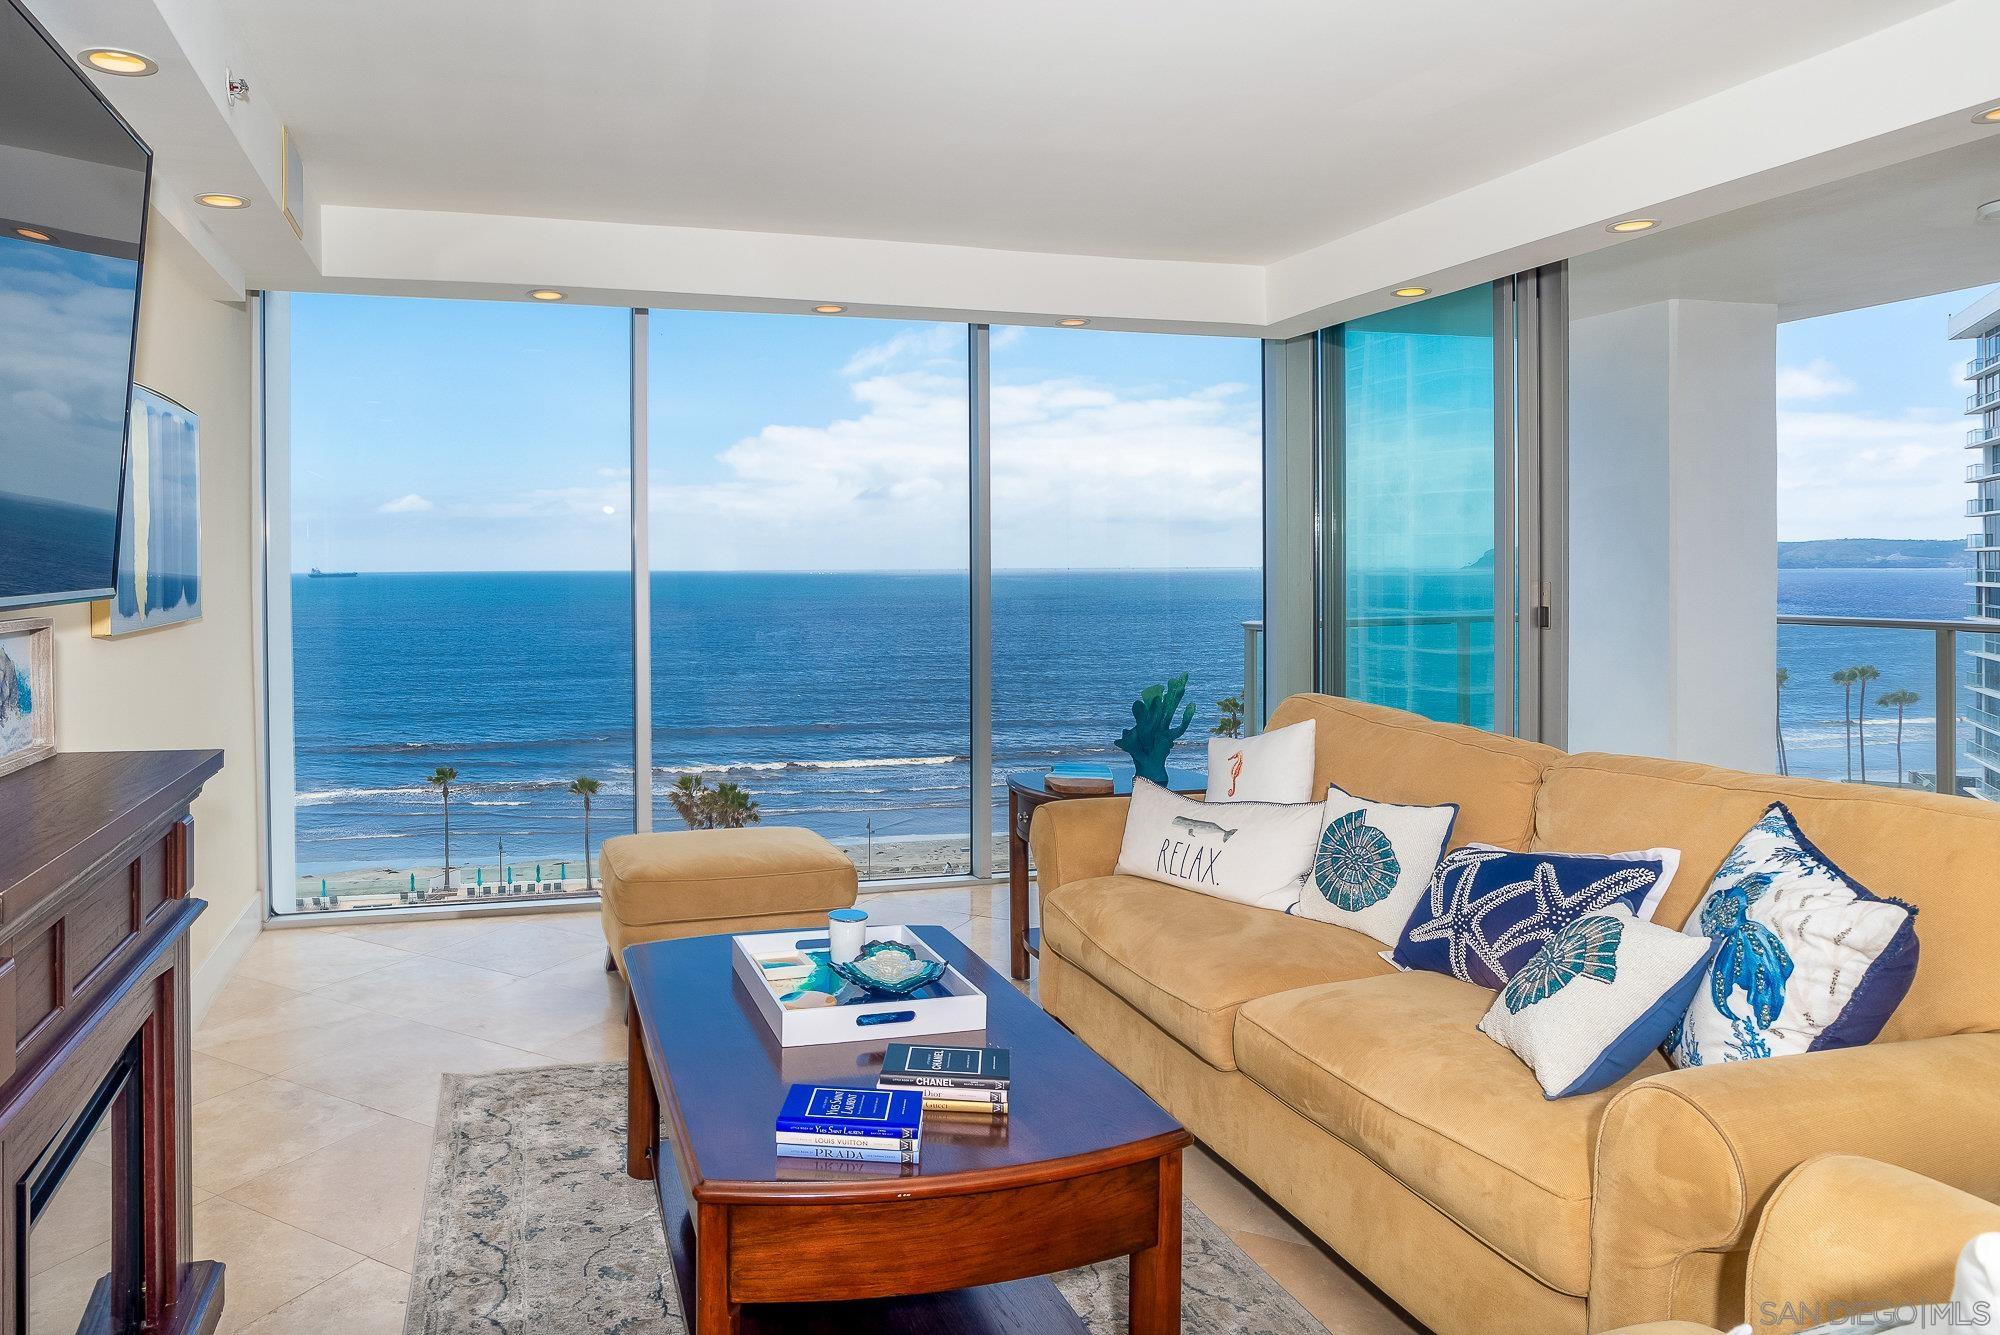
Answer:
1291;784;1457;946
1478;904;1716;1099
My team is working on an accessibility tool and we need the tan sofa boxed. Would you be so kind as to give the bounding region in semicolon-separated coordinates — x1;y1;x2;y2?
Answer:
1031;694;2000;1335
1608;1154;2000;1333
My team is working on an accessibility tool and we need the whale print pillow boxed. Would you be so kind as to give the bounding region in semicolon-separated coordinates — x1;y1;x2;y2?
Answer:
1207;720;1316;804
1115;779;1323;911
1291;784;1458;946
1664;803;1917;1069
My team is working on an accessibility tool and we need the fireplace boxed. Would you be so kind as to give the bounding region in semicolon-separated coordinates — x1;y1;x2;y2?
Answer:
21;1038;145;1334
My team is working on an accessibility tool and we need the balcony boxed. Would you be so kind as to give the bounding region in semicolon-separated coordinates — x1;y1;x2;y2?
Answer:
1973;425;2000;449
1969;387;2000;414
1973;352;2000;379
1971;498;2000;517
1972;534;2000;551
1968;460;2000;482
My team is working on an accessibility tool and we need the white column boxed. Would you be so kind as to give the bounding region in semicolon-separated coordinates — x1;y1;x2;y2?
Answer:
1568;299;1778;771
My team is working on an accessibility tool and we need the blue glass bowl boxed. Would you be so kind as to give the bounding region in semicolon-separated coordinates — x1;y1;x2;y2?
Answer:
829;941;946;996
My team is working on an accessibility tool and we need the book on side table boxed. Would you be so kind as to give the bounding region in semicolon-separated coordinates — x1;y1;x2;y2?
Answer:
878;1042;1011;1117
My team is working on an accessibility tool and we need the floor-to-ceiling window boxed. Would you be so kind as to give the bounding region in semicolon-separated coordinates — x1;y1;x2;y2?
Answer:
283;294;634;912
1323;285;1501;728
646;314;972;880
989;327;1263;866
267;299;1263;914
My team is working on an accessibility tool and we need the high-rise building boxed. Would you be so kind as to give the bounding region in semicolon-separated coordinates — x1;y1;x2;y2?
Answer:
1951;287;2000;798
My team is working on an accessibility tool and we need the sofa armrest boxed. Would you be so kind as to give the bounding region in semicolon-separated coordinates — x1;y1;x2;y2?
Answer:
1743;1154;2000;1331
1590;1032;2000;1332
1026;796;1128;909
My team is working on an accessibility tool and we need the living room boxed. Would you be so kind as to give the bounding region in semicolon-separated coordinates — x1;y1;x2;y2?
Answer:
3;2;1999;1332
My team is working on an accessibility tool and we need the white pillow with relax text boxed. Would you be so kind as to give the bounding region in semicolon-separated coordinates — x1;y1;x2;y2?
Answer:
1116;779;1322;911
1207;719;1315;804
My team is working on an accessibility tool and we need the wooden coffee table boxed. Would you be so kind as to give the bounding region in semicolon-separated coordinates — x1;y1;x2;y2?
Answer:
624;925;1191;1334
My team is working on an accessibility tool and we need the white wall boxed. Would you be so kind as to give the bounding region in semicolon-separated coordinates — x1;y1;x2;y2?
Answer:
42;217;262;990
1569;299;1778;770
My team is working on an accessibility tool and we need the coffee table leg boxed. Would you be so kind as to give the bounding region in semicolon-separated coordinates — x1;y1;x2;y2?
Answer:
626;995;657;1181
694;1202;741;1334
1009;787;1031;979
1128;1148;1183;1335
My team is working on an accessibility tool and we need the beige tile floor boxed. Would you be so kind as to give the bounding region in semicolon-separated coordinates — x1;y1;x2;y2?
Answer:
179;887;1424;1334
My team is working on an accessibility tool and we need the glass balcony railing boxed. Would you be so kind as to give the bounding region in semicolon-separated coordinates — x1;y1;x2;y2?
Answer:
1968;460;2000;482
1972;499;2000;517
1972;426;2000;449
1969;388;2000;414
1972;352;2000;379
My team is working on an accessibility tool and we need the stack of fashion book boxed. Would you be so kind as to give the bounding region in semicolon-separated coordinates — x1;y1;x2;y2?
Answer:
774;1084;923;1164
876;1042;1010;1118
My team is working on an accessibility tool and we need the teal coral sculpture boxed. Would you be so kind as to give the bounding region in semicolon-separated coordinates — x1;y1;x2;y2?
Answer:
1116;673;1195;785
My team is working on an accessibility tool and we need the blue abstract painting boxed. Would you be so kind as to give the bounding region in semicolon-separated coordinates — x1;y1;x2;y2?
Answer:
96;386;200;637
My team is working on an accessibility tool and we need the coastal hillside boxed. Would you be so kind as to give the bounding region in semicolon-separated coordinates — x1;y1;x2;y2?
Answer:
1778;538;1967;569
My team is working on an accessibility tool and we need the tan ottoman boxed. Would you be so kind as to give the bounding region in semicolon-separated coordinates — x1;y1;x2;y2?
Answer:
598;827;858;976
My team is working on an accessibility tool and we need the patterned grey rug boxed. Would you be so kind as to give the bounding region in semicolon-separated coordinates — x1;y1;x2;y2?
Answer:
405;1063;1330;1334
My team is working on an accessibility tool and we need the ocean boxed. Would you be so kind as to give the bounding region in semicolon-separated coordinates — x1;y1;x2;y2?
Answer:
289;565;1979;879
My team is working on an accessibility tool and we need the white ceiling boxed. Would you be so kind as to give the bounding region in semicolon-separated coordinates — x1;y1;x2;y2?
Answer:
214;0;1949;265
1571;136;2000;322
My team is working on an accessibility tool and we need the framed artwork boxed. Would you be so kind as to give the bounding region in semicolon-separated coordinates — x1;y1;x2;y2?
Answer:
281;125;305;240
0;616;54;780
93;386;201;638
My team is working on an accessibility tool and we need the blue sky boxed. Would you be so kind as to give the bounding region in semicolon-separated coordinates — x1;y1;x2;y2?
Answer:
290;295;1260;572
1775;283;1995;542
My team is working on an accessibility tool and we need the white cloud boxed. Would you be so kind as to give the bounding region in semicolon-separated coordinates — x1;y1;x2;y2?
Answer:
377;493;435;514
1775;358;1855;403
648;346;1260;571
1776;407;1964;540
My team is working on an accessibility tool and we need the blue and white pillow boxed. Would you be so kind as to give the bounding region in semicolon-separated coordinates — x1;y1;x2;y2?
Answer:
1290;784;1457;946
1478;905;1717;1098
1394;846;1672;989
1664;803;1918;1069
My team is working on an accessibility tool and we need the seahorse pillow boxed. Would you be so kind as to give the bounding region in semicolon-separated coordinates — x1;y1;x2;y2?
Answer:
1290;784;1457;946
1664;803;1918;1070
1206;720;1316;804
1115;779;1322;911
1393;846;1671;989
1479;905;1717;1098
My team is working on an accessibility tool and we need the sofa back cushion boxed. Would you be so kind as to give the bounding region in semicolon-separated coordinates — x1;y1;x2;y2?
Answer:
1535;753;2000;1042
1266;694;1560;851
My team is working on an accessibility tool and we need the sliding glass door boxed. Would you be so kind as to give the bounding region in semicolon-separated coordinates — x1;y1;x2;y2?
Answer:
1316;273;1564;739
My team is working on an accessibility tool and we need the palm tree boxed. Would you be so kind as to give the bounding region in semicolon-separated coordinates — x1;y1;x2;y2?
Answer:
1877;689;1920;788
668;773;709;829
569;775;601;889
1832;669;1856;781
1213;695;1245;739
1775;668;1790;776
1850;665;1881;782
426;766;458;887
710;782;761;829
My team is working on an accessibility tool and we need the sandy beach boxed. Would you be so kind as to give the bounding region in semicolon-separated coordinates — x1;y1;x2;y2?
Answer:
293;832;1012;904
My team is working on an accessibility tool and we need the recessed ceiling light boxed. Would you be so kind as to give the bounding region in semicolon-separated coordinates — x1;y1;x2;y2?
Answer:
1973;105;2000;125
813;304;846;314
1978;199;2000;225
13;227;53;243
1058;317;1091;327
527;289;565;301
1606;217;1659;234
1392;286;1429;299
80;48;156;76
195;193;248;209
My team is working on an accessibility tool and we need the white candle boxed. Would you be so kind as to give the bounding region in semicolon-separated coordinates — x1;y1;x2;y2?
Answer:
828;907;868;964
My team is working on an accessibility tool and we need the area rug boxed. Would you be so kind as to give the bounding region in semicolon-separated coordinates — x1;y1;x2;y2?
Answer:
405;1063;1330;1334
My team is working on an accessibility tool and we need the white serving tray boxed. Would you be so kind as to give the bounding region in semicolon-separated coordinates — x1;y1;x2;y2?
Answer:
730;924;987;1048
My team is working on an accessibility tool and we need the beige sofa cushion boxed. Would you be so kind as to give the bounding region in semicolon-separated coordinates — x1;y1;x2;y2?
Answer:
1235;970;1667;1298
1041;875;1393;1070
1535;753;2000;1042
1267;693;1560;850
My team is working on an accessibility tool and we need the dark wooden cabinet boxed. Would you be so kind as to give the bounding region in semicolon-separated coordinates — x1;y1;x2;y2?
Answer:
0;751;225;1335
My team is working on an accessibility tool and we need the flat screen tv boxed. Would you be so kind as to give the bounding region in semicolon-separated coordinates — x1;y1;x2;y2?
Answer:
0;0;152;609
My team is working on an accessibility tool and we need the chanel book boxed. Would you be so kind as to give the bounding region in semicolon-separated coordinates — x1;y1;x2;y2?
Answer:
877;1043;1011;1091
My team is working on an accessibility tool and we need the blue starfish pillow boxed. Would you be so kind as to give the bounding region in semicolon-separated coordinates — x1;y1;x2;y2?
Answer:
1478;905;1717;1098
1663;803;1918;1069
1393;846;1672;989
